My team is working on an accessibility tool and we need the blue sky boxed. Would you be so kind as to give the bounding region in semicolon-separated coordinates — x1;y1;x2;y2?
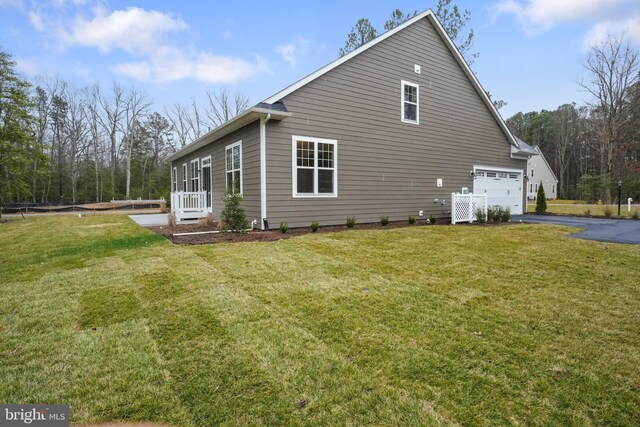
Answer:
1;0;639;119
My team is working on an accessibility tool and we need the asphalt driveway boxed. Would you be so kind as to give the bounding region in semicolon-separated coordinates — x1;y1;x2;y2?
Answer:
514;214;640;244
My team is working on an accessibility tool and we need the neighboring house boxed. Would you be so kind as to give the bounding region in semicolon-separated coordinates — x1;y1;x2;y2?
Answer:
526;146;558;199
168;9;532;229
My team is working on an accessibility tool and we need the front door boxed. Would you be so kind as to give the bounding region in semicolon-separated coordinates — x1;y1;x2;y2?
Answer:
201;157;212;212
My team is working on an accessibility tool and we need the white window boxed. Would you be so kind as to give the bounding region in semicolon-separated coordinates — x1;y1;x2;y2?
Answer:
182;163;187;192
401;80;419;124
190;159;200;192
292;135;337;197
225;141;242;194
172;166;177;192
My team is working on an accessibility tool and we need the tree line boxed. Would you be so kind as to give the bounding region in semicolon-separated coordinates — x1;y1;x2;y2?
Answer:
506;36;639;203
0;49;249;209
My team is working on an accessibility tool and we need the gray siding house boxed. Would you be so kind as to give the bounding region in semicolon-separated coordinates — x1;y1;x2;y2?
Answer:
168;9;532;229
527;146;559;199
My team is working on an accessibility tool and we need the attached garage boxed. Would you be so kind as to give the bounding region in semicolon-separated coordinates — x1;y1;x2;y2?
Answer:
473;166;524;214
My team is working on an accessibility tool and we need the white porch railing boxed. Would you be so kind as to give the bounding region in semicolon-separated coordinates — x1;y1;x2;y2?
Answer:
171;191;208;224
451;193;488;224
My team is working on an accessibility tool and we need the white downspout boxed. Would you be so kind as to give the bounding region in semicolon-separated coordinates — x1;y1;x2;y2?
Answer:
260;114;271;230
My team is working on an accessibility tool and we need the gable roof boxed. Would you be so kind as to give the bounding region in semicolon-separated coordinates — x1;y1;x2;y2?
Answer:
264;8;518;148
168;8;519;163
532;145;559;182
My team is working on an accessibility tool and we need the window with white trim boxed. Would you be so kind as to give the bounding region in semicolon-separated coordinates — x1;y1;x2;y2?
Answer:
225;141;242;194
190;159;200;192
292;136;337;197
182;163;187;191
401;80;419;124
172;166;177;192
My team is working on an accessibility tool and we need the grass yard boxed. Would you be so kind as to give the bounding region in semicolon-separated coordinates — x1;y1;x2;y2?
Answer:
1;215;639;426
528;201;640;218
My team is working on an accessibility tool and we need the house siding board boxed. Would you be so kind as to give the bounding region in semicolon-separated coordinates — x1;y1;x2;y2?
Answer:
527;150;558;199
171;122;261;222
264;17;524;228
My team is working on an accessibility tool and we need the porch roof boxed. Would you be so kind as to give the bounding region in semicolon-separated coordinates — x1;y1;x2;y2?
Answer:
166;102;291;162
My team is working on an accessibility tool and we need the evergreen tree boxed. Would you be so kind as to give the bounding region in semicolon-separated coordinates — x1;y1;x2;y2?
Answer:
0;49;45;216
220;188;248;232
535;182;547;214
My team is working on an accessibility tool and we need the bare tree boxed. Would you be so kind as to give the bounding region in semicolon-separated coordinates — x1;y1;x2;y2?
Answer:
87;85;105;202
579;35;640;201
120;87;151;199
550;104;580;198
204;88;249;128
63;86;90;203
96;82;126;200
166;103;195;149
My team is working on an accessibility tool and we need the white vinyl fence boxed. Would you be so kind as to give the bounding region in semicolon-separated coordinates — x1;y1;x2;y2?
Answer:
451;193;488;224
171;191;208;224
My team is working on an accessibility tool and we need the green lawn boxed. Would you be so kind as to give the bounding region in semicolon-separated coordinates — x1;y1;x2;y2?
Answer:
1;215;639;426
528;201;640;218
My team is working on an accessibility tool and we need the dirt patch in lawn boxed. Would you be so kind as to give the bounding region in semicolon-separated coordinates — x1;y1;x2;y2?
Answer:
150;219;442;245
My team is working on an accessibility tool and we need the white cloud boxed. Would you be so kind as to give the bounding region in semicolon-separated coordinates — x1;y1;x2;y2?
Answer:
494;0;624;32
277;38;310;68
112;46;269;84
583;17;640;48
28;9;45;30
494;0;640;47
277;44;297;66
58;6;188;54
14;57;42;76
28;5;269;84
0;0;23;8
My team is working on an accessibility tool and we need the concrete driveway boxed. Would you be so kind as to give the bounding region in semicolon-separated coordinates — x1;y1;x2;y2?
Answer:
514;214;640;244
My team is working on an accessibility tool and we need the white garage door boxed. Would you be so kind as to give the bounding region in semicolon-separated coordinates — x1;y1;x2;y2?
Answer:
473;168;523;214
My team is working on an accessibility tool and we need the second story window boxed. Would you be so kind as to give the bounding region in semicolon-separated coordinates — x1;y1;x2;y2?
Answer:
401;81;419;124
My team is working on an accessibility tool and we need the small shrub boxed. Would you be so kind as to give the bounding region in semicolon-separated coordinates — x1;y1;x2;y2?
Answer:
310;220;320;232
168;212;177;227
346;216;356;228
486;206;496;222
632;208;639;219
584;208;592;216
536;183;547;214
380;215;389;226
408;215;416;224
221;189;248;232
429;214;436;224
603;205;613;217
501;207;511;222
279;222;288;234
475;208;486;224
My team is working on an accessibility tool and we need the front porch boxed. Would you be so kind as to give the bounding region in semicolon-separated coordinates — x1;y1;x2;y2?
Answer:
170;191;209;224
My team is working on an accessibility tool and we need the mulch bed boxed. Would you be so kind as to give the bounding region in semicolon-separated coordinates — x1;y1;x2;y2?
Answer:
150;219;446;245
